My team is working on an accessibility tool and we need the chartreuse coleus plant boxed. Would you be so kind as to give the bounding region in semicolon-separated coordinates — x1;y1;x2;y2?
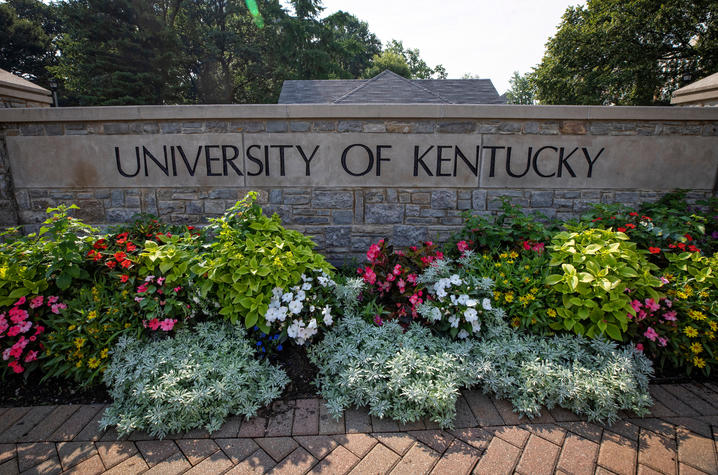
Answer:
545;227;662;340
192;192;332;332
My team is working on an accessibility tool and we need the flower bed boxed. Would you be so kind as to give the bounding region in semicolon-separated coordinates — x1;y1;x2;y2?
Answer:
0;190;715;434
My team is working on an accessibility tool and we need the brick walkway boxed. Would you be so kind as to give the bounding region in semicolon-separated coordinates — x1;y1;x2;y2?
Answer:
0;384;717;474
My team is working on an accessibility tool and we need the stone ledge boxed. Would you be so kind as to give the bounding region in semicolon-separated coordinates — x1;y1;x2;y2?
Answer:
2;104;718;123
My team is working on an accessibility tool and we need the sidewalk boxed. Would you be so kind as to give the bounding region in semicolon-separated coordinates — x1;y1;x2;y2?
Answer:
0;383;717;474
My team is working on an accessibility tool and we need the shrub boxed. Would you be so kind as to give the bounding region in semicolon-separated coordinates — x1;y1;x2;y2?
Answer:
0;295;55;376
546;228;662;340
101;322;289;438
195;192;332;332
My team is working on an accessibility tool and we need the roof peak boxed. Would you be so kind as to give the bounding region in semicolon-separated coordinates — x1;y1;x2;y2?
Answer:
333;69;450;104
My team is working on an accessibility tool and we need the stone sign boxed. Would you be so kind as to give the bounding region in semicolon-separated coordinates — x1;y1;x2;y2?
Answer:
7;133;717;190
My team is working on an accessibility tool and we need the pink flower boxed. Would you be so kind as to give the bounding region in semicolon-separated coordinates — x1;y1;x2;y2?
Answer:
147;318;160;331
397;279;406;293
9;344;23;359
17;321;31;333
160;300;166;306
407;274;417;284
24;350;38;362
660;277;669;285
137;283;149;294
636;309;647;321
173;286;182;293
644;298;660;312
157;277;165;286
13;296;26;307
2;348;10;360
6;326;21;337
33;325;44;336
386;273;396;282
392;264;402;276
8;361;23;373
366;244;381;263
409;293;423;306
377;281;391;293
9;307;28;323
636;343;644;352
144;275;155;283
664;299;672;308
663;310;677;321
457;241;469;252
134;297;144;303
373;315;383;326
532;242;545;253
51;303;67;314
159;319;177;331
643;327;659;341
362;267;377;285
48;296;59;304
29;296;43;309
657;337;667;347
630;300;642;312
425;241;433;247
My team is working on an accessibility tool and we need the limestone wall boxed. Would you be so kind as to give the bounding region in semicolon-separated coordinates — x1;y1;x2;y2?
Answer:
0;104;716;260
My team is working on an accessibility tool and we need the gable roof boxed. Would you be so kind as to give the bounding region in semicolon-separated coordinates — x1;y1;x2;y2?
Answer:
278;70;504;104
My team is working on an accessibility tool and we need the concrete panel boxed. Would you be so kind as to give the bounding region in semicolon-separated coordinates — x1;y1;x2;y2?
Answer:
479;135;718;190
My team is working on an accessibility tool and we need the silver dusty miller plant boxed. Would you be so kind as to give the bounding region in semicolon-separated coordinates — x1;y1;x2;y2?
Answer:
101;322;289;438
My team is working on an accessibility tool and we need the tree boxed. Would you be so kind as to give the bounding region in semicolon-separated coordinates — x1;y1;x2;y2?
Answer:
0;0;60;87
320;11;381;78
505;71;536;104
362;50;411;78
384;40;446;79
532;0;718;105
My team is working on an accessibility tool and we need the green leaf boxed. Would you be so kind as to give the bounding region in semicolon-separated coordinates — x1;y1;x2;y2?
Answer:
56;273;72;290
605;324;622;341
244;311;258;328
545;274;563;285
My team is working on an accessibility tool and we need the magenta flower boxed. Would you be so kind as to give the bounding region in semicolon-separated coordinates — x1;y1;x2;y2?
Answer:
14;296;26;307
630;300;642;312
644;298;660;312
457;241;469;253
50;303;67;314
397;279;406;293
29;296;43;309
636;343;644;352
366;244;381;263
363;267;377;285
24;350;38;362
159;319;177;331
378;281;391;293
373;315;383;326
48;296;59;304
664;299;672;308
643;327;659;341
657;337;667;347
663;310;677;321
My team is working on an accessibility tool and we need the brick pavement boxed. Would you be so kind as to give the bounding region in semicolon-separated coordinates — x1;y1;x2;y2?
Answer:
0;383;717;474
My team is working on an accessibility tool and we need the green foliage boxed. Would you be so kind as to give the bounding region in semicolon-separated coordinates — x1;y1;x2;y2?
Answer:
504;71;536;104
100;322;288;438
532;0;718;105
546;228;662;340
383;39;446;79
195;192;332;332
362;50;411;78
311;313;653;427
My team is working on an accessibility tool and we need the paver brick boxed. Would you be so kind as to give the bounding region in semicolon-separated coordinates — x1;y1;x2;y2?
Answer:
175;438;219;465
390;442;439;475
95;441;138;469
294;435;339;460
515;434;560;475
556;422;603;444
266;400;295;437
293;399;320;436
661;384;716;415
62;454;104;475
143;451;192;475
473;436;521;475
454;396;478;428
16;442;56;472
1;406;55;443
396;420;425;431
556;433;599;475
627;417;676;439
0;458;18;475
491;399;524;425
677;427;718;474
523;423;566;446
183;450;233;474
486;425;530;448
449;427;492;452
638;429;677;475
272;447;318;475
0;444;15;465
637;464;663;475
211;415;242;438
238;416;266;438
461;391;503;426
605;420;640;441
49;405;104;442
319;400;345;435
371;416;399;433
21;455;61;475
349;443;400;475
102;454;148;475
430;438;480;475
0;408;30;437
226;449;276;474
72;406;109;442
598;430;637;475
646;399;678;418
215;437;259;464
649;386;699;417
374;433;415;456
56;441;97;470
335;433;378;458
678;462;713;474
135;440;180;467
345;407;372;434
548;406;583;422
408;430;454;454
665;417;712;438
310;445;359;474
254;437;298;462
683;383;718;411
20;406;79;442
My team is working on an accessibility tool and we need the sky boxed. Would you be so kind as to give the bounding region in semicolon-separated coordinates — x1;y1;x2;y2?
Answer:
316;0;585;94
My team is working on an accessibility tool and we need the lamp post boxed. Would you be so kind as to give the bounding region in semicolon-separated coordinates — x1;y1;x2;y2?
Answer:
49;79;59;107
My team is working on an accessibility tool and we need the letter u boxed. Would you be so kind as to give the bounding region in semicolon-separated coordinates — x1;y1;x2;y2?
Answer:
115;147;141;177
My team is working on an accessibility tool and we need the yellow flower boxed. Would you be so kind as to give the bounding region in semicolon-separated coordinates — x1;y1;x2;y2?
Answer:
699;291;709;298
507;260;515;264
523;277;530;283
708;331;715;341
87;310;97;320
68;325;76;331
688;310;706;321
511;317;520;328
482;254;490;260
75;361;82;368
504;292;514;303
0;267;6;279
524;265;530;270
547;308;557;318
74;337;86;349
693;356;706;369
124;323;132;329
100;348;109;359
509;251;518;259
88;358;100;369
709;321;717;331
530;287;539;294
684;326;699;338
684;286;694;297
121;290;129;297
676;291;688;300
494;262;502;268
503;279;509;285
499;252;508;259
690;342;703;354
499;272;505;277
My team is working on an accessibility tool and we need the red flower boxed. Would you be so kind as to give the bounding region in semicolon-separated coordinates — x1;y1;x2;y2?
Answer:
684;234;693;241
617;227;627;233
641;215;652;221
120;259;132;269
105;260;116;269
114;251;127;261
648;247;661;254
93;239;107;250
187;226;195;230
120;274;129;283
629;212;638;216
126;242;137;252
688;245;700;253
677;242;686;250
626;223;636;229
591;217;602;222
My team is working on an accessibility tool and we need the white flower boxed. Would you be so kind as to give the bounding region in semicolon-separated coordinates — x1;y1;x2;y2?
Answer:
296;290;306;301
457;329;469;339
471;320;481;333
464;308;478;322
281;292;293;303
317;275;329;287
276;306;288;321
448;315;459;328
307;318;317;329
429;306;442;322
482;298;492;311
457;294;468;305
302;283;312;291
288;300;303;314
449;274;462;285
435;287;447;299
310;305;315;312
272;287;283;299
322;305;333;326
465;298;477;307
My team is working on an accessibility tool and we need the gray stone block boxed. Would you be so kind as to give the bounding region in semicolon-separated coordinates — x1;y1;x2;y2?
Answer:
44;124;63;136
325;226;351;247
392;225;427;247
106;208;137;223
411;121;436;133
431;191;456;209
104;123;130;135
405;204;421;217
573;199;597;213
472;190;487;210
110;190;124;207
312;191;353;209
125;195;141;208
312;120;335;132
405;217;437;225
160;122;182;134
614;191;641;203
293;215;330;225
530;191;554;208
208;189;237;199
421;208;446;217
332;210;353;224
555;191;580;199
64;124;87;135
338;121;362;132
181;121;204;133
205;121;228;132
457;199;471;210
365;204;404;224
289;121;311;132
229;120;265;132
498;121;522;134
266;121;287;133
283;193;310;205
554;199;574;209
205;200;227;214
438;121;475;133
364;191;384;203
187;201;204;214
363;122;386;133
269;189;283;204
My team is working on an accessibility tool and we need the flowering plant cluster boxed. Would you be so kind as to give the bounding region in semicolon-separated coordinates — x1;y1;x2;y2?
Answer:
357;239;441;326
416;256;496;339
0;296;53;375
265;270;337;345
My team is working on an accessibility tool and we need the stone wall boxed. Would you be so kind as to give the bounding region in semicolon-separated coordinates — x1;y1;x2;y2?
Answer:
0;104;716;261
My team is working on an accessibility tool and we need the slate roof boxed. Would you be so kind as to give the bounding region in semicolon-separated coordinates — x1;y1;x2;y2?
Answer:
278;70;505;104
